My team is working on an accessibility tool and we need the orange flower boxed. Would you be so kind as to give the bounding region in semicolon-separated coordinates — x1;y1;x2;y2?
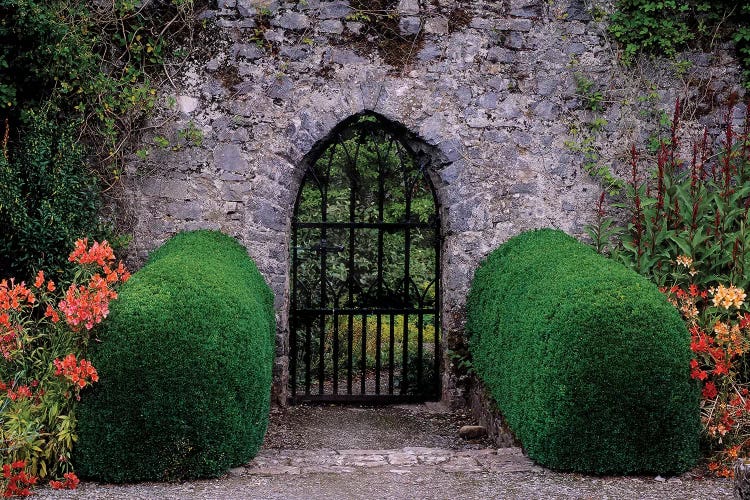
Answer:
44;305;59;323
712;284;746;309
33;271;44;288
53;354;98;389
714;321;730;343
676;255;693;267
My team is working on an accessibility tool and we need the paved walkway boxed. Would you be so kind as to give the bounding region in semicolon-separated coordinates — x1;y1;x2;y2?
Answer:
35;404;735;499
237;446;539;476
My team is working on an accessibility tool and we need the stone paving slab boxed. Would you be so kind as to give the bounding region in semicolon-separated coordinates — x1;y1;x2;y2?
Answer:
236;446;541;476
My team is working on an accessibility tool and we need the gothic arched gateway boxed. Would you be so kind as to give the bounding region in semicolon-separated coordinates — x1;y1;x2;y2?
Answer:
290;113;441;403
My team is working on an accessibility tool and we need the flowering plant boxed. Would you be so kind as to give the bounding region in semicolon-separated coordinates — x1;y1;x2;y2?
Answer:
589;99;750;476
662;255;750;477
0;239;128;496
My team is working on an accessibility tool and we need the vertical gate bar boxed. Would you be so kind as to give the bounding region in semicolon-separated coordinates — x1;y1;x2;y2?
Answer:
318;150;332;396
304;320;312;395
375;313;382;394
347;314;354;394
373;135;388;397
401;313;409;395
388;313;395;394
318;312;326;395
342;135;359;397
361;313;367;394
400;146;412;396
291;224;298;399
417;291;424;392
333;310;339;394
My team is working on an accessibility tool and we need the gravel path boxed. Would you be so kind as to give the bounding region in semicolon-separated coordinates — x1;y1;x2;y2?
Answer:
34;403;733;499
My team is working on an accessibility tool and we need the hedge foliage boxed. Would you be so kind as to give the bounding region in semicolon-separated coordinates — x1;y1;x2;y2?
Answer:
74;230;275;482
466;229;700;474
0;111;103;281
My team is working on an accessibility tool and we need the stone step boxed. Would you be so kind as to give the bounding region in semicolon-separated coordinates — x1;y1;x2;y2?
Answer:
233;447;540;476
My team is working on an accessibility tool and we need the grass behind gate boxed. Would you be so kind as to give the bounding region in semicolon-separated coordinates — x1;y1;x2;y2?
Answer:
74;230;275;482
466;229;700;474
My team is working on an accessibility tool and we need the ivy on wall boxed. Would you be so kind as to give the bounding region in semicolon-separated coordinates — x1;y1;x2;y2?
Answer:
0;0;205;280
610;0;750;86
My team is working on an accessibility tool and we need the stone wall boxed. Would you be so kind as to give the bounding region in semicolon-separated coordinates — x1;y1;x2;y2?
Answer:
120;0;745;405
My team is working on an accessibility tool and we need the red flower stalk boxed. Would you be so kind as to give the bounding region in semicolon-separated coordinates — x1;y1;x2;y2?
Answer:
597;191;605;219
657;143;667;213
691;143;700;196
691;199;701;233
714;209;723;241
671;196;681;231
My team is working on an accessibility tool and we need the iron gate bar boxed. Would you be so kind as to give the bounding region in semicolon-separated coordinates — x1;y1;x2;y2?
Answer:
401;169;412;395
293;221;434;229
333;308;339;394
290;114;441;404
389;313;395;394
293;394;433;404
361;312;367;394
304;320;311;394
294;307;435;315
375;314;382;394
345;136;358;397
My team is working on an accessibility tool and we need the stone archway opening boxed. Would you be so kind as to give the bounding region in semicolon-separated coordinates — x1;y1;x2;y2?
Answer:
289;112;442;404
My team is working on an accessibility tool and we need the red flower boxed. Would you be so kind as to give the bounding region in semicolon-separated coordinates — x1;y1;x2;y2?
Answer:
49;472;79;490
714;360;731;376
54;354;98;388
44;304;60;323
703;381;719;399
33;271;44;289
690;359;708;380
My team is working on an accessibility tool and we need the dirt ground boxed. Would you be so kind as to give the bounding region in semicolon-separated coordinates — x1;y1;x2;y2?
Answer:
35;403;734;499
262;402;497;449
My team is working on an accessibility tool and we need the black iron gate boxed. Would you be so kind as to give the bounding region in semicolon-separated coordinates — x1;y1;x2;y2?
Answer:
290;115;441;403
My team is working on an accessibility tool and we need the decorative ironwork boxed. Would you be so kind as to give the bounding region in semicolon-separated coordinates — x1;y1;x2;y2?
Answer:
290;114;441;403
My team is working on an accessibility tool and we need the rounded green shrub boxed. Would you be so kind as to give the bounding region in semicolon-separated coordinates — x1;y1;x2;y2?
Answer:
74;230;275;482
466;229;700;475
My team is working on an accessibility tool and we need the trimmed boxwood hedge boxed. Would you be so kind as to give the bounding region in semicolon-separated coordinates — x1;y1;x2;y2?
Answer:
466;229;700;475
74;230;275;482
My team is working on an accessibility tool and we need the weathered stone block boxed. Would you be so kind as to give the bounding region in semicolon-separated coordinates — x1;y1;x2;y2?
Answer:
214;144;249;173
399;16;422;36
320;19;344;34
319;0;351;19
271;12;310;30
425;17;449;35
398;0;420;15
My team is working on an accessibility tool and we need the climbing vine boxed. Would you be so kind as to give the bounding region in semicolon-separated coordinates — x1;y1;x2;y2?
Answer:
0;0;206;280
610;0;750;86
